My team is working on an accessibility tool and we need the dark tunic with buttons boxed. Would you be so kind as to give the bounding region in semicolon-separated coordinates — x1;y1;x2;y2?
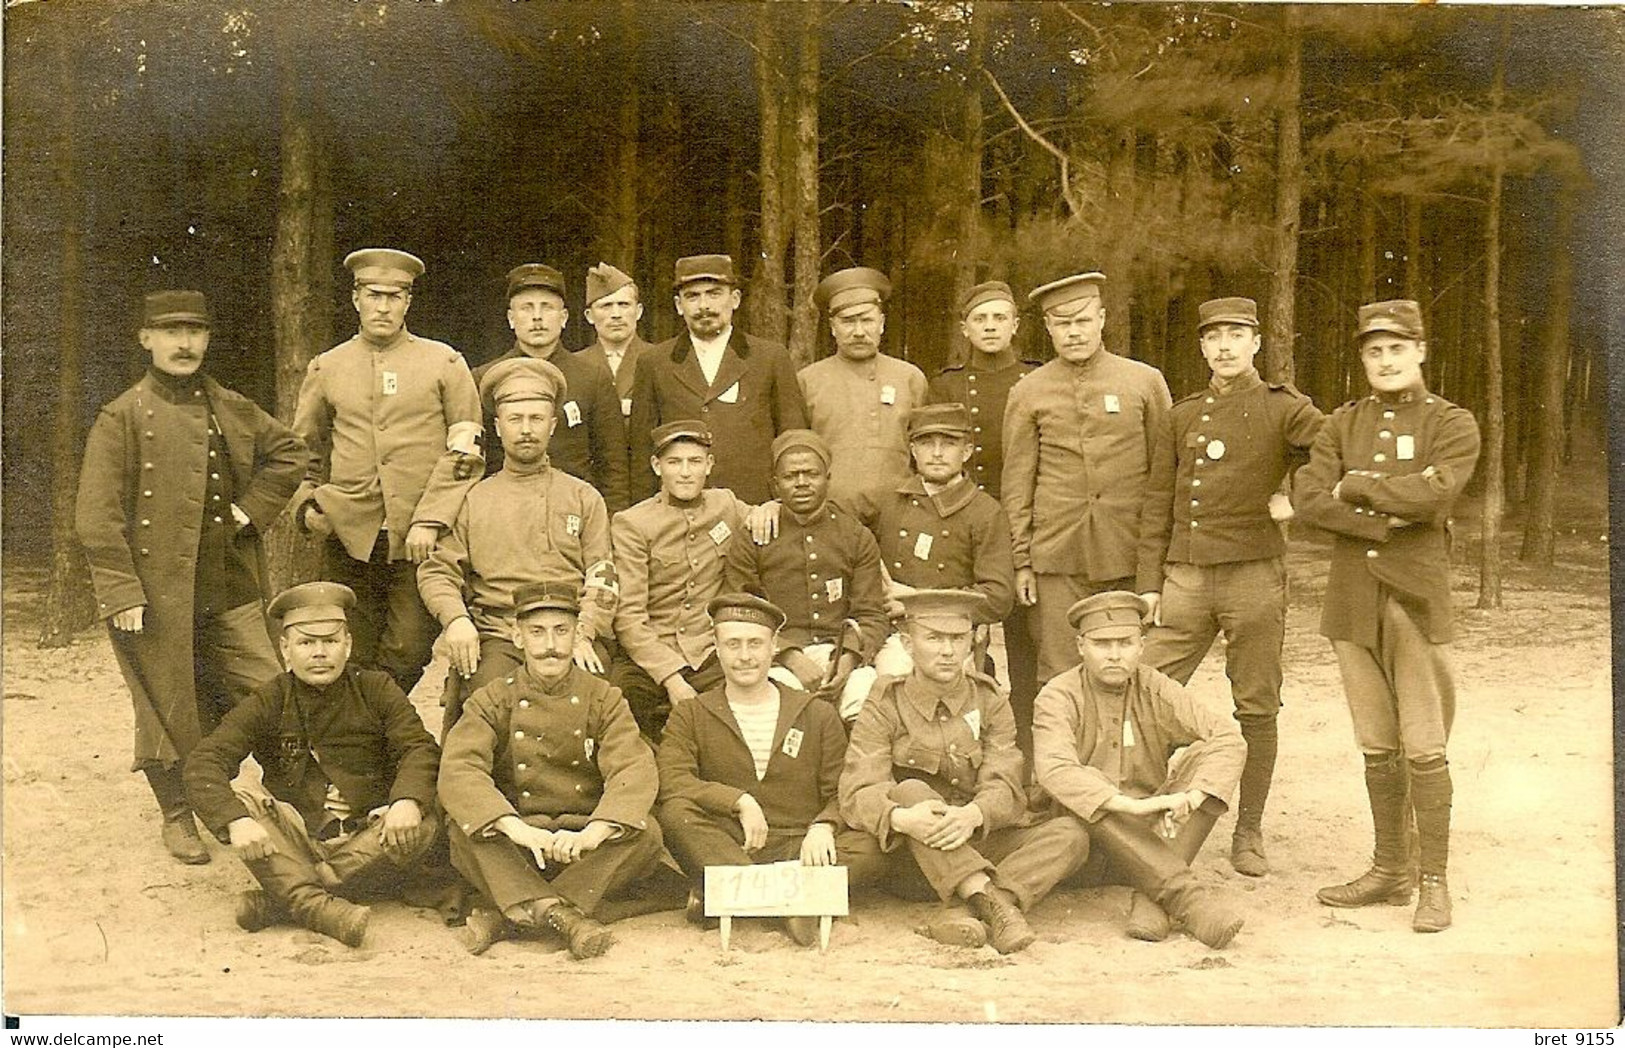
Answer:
1294;386;1480;647
185;667;441;838
722;501;890;660
929;353;1040;499
843;475;1015;621
438;664;657;837
76;370;307;767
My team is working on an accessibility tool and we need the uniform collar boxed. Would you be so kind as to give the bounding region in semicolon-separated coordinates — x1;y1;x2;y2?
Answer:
359;328;411;352
787;500;837;528
523;663;579;696
966;349;1017;373
1209;367;1262;397
511;337;561;361
901;671;974;718
145;367;208;402
1370;382;1429;406
897;473;977;515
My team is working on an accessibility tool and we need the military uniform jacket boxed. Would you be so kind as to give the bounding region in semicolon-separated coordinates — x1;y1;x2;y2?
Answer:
75;372;306;767
1032;664;1244;823
797;353;930;504
612;489;751;683
722;501;889;660
291;329;483;562
1294;386;1480;647
418;465;615;643
1136;371;1324;593
473;342;630;515
580;336;651;409
185;668;441;837
839;671;1025;850
657;682;845;833
929;353;1041;499
627;330;808;505
439;665;656;837
1002;352;1172;580
843;475;1015;621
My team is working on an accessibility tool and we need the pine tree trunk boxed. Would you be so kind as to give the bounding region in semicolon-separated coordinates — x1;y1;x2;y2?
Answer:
749;6;789;345
1262;6;1301;386
610;0;640;266
1476;162;1505;609
1519;181;1574;565
786;3;821;369
1103;128;1136;358
40;19;96;648
953;0;989;321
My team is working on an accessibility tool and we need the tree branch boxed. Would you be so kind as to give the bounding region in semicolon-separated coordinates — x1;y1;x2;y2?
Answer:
983;67;1082;217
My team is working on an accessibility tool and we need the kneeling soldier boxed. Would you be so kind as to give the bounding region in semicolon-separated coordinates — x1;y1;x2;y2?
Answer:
440;582;662;958
839;590;1089;954
185;582;444;948
1032;591;1246;948
657;592;884;946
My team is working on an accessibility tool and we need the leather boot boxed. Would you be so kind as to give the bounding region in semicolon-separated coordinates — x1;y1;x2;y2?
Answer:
920;907;989;948
1231;714;1278;876
1317;752;1414;908
966;885;1036;955
234;889;285;932
1125;891;1172;942
1088;812;1242;948
1409;758;1453;932
245;853;367;946
144;764;210;865
301;894;370;948
544;901;615;960
463;907;516;955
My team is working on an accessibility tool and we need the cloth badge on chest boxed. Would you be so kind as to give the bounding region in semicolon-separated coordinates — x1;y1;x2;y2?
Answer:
584;737;595;760
963;708;981;740
382;371;399;396
881;385;897;405
782;727;804;758
566;514;582;536
1396;435;1416;460
912;533;933;560
825;577;843;602
1103;394;1121;413
563;400;583;427
709;520;732;545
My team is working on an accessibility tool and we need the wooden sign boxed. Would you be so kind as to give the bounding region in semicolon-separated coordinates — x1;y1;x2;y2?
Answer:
704;862;849;952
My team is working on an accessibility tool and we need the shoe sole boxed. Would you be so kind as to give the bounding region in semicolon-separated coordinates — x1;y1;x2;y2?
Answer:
569;929;615;960
1230;852;1269;877
464;914;509;956
922;919;988;949
1193;917;1244;950
1126;921;1171;942
1316;889;1413;908
990;929;1036;955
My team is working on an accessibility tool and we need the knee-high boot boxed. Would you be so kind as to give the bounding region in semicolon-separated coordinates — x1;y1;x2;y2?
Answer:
1408;757;1453;932
244;852;371;947
1231;714;1277;875
1316;751;1414;907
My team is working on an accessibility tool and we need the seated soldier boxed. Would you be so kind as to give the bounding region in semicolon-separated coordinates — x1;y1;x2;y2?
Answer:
656;592;885;946
839;590;1090;955
439;582;663;959
723;429;888;719
1032;591;1247;949
610;419;778;741
844;403;1014;686
419;357;617;737
184;582;444;948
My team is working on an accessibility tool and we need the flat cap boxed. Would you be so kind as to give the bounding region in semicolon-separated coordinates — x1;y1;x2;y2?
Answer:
1197;297;1258;330
816;266;891;317
479;357;568;417
707;592;789;631
651;418;713;455
897;588;994;631
141;290;211;328
907;402;973;441
513;580;580;619
1028;272;1106;314
1355;300;1425;342
268;581;356;636
1066;590;1147;638
770;428;831;469
506;263;566;302
959;280;1016;318
586;262;635;306
673;254;736;289
345;248;424;290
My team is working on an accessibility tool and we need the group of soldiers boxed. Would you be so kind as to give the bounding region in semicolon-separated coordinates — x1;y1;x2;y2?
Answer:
73;246;1480;958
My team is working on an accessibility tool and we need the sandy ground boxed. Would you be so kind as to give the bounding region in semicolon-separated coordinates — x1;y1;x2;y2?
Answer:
1;531;1617;1028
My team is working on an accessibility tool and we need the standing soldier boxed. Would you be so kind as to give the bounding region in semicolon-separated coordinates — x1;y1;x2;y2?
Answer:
578;262;649;426
1003;272;1171;689
1297;300;1480;933
291;248;483;697
1135;297;1324;877
473;264;629;514
628;254;807;505
929;280;1041;752
797;266;929;505
76;290;306;864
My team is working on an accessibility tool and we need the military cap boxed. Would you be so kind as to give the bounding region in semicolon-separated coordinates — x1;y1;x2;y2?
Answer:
586;262;636;306
1028;272;1106;315
505;263;566;302
907;402;973;441
268;581;357;636
707;592;789;632
479;356;568;417
673;254;737;289
345;248;424;290
513;580;581;619
651;418;713;455
770;428;831;469
1197;297;1259;331
959;280;1016;318
141;290;211;328
1355;299;1425;342
816;266;892;318
1066;590;1148;638
897;588;993;632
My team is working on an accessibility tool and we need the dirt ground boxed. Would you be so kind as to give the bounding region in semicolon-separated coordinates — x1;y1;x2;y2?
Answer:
1;525;1617;1029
